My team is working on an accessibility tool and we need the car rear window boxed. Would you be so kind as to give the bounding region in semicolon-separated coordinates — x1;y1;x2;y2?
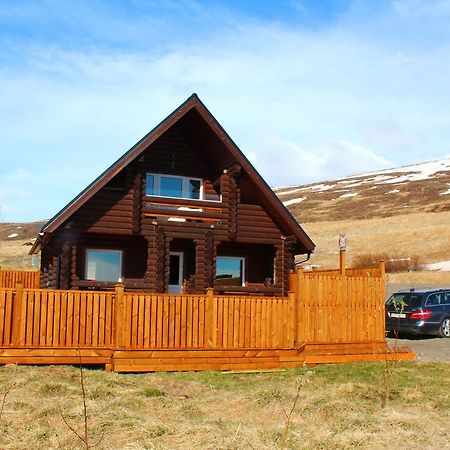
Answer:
386;293;423;308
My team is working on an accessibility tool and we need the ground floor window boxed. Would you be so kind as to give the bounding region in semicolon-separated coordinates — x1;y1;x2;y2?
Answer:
215;256;245;287
85;249;122;282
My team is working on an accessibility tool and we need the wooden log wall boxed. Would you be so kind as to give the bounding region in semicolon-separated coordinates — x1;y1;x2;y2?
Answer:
40;121;301;295
70;185;133;235
236;204;283;244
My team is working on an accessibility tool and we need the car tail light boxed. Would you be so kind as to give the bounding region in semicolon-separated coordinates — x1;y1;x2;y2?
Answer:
410;309;432;320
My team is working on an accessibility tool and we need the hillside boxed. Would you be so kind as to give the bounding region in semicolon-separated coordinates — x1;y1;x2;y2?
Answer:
274;158;450;278
274;158;450;222
0;221;44;269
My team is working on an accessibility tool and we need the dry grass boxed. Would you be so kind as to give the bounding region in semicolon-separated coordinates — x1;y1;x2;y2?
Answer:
0;222;43;270
352;253;423;273
302;211;450;271
0;362;449;449
387;271;450;285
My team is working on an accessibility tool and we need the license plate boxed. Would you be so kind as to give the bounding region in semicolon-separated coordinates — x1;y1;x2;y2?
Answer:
390;313;406;318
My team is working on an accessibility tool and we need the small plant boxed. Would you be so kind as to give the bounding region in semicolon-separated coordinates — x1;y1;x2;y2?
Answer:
141;387;166;398
279;376;311;450
147;425;169;438
60;354;103;449
257;388;284;405
0;383;14;421
380;297;402;408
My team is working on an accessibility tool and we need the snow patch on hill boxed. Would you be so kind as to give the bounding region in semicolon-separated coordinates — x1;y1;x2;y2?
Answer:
426;261;450;271
275;158;450;197
338;193;358;199
283;197;305;206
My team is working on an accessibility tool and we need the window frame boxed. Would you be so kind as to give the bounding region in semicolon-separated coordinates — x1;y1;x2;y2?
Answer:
215;256;246;287
146;173;204;200
85;248;123;282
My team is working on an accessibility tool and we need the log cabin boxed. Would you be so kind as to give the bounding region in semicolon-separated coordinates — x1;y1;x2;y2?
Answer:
31;94;315;296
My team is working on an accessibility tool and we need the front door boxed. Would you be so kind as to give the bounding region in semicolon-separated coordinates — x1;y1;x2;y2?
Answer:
168;252;184;293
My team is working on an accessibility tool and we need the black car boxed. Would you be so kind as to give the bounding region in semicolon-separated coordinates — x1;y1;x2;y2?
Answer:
385;289;450;338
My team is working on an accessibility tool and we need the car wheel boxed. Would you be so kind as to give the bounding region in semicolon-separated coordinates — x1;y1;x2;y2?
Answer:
438;318;450;338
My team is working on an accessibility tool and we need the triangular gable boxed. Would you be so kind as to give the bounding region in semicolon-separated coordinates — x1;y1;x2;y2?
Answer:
32;94;314;253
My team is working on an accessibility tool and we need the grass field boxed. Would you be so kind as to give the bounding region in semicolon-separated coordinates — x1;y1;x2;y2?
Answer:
0;362;449;449
302;211;450;272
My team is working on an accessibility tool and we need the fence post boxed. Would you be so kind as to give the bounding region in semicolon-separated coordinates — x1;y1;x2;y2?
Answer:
288;291;297;348
11;281;24;346
378;260;386;280
113;283;125;349
205;288;217;348
339;250;346;276
378;260;386;341
296;267;304;344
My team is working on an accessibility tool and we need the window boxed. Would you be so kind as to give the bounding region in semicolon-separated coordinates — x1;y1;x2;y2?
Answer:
386;293;423;309
146;173;202;200
85;249;122;282
426;294;442;306
215;257;245;287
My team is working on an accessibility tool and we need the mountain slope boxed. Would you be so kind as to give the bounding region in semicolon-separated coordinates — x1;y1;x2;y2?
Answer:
0;221;44;269
275;159;450;278
274;158;450;222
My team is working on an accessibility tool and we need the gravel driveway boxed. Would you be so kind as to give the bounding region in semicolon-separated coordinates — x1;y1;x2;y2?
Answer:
387;336;450;362
386;282;450;362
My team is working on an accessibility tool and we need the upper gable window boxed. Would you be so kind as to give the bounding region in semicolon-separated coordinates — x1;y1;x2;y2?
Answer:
146;173;202;200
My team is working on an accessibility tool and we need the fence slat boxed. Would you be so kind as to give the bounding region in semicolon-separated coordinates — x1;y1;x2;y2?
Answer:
0;270;39;289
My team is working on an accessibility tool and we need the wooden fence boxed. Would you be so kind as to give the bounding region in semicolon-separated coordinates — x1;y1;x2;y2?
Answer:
0;285;293;350
0;269;40;289
0;260;413;371
295;272;385;343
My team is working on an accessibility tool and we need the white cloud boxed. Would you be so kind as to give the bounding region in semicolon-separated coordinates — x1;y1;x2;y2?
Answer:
253;134;393;185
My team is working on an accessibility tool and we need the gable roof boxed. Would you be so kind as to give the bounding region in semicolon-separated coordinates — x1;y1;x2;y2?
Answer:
31;94;315;254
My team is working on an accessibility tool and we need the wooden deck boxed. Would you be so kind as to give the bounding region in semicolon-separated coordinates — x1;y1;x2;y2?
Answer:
0;264;415;371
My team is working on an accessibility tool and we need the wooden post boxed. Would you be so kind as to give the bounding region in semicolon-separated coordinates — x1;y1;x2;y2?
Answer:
205;288;217;348
296;267;303;345
288;291;297;348
339;250;346;276
379;260;386;279
379;259;386;314
288;270;297;297
11;281;23;346
113;283;125;349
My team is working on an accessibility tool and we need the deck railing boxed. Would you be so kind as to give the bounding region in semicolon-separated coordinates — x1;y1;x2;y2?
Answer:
0;285;294;350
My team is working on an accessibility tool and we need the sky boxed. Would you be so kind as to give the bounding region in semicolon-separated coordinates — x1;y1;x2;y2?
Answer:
1;0;450;222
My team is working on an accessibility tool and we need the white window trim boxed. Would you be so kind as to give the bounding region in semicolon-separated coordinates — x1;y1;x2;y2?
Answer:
146;173;204;200
85;249;123;282
216;256;246;287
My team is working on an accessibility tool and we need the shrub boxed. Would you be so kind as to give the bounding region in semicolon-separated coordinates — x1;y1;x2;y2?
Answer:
352;253;423;273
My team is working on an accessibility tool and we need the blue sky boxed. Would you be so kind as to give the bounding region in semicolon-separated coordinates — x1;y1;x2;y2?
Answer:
1;0;450;222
